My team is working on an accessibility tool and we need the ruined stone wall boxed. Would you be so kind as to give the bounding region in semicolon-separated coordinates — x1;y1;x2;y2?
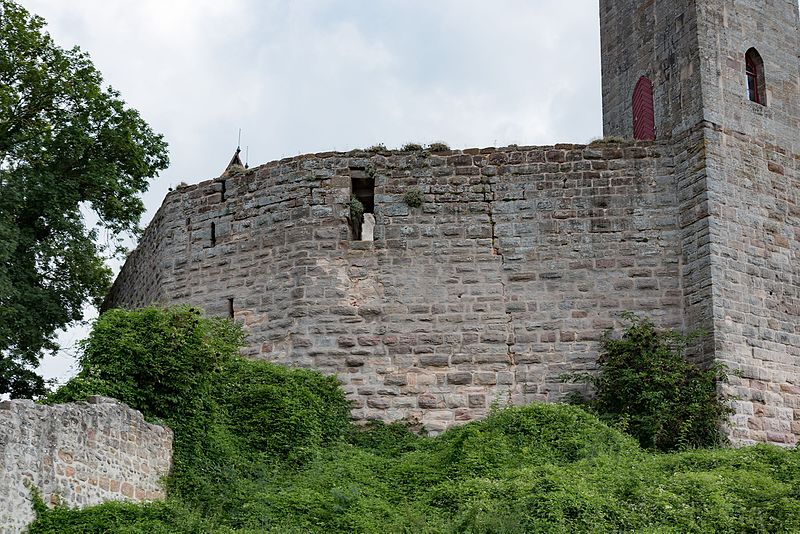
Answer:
107;143;684;432
0;397;172;534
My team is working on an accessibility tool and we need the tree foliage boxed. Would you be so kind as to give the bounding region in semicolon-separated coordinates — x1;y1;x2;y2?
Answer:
0;0;169;396
46;306;244;419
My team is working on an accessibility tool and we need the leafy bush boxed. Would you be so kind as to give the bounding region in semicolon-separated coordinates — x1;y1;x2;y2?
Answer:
46;306;243;419
365;143;387;152
28;500;216;534
216;358;350;464
589;313;732;451
403;188;424;208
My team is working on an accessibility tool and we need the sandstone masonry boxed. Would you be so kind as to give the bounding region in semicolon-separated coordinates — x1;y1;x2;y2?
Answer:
107;0;798;444
601;0;799;444
106;142;685;433
0;397;172;534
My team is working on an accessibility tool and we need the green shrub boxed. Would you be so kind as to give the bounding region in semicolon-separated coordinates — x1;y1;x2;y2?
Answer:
345;420;424;457
403;188;424;208
216;358;350;464
589;313;732;451
401;142;423;151
46;306;243;419
365;143;387;152
28;500;218;534
427;142;450;151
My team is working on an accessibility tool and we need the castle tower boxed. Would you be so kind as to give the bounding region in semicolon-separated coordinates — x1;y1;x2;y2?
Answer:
601;0;800;444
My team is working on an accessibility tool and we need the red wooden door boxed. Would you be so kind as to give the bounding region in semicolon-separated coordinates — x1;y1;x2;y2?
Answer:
632;76;656;141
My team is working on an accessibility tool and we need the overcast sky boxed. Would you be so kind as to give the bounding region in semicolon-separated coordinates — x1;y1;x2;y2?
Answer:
22;0;603;383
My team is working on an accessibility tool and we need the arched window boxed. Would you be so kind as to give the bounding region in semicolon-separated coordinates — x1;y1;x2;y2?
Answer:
632;76;655;141
745;48;765;105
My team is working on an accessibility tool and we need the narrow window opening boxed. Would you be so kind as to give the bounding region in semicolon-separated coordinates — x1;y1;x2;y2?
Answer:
350;175;375;241
632;76;656;141
227;297;234;319
210;222;216;247
745;48;765;105
220;180;226;201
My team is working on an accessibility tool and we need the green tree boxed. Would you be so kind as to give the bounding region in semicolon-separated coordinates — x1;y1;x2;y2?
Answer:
0;0;169;397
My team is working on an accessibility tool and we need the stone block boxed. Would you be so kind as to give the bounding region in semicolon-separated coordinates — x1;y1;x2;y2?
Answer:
447;372;472;385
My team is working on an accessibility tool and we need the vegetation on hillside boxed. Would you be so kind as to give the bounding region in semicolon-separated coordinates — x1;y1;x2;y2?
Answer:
31;307;800;533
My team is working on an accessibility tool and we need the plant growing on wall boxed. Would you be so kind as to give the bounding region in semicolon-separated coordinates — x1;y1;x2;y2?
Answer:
349;195;364;223
401;142;423;151
403;188;424;208
427;142;450;152
575;313;732;452
589;136;628;145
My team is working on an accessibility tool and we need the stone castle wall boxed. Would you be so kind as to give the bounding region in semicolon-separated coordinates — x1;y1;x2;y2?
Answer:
107;142;686;432
103;0;799;446
599;0;800;445
0;397;172;534
693;0;800;445
707;124;800;445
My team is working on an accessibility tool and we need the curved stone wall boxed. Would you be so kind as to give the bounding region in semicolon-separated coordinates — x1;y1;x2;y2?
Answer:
106;143;684;432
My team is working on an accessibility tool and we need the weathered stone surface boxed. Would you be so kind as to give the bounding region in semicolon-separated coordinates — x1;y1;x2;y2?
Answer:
103;141;685;434
601;0;799;446
0;398;172;534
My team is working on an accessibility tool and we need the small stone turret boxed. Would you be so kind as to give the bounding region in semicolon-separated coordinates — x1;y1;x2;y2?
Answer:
222;146;246;177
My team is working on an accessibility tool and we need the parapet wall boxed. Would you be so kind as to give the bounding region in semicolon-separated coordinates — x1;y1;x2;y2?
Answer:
107;143;685;432
0;397;172;534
